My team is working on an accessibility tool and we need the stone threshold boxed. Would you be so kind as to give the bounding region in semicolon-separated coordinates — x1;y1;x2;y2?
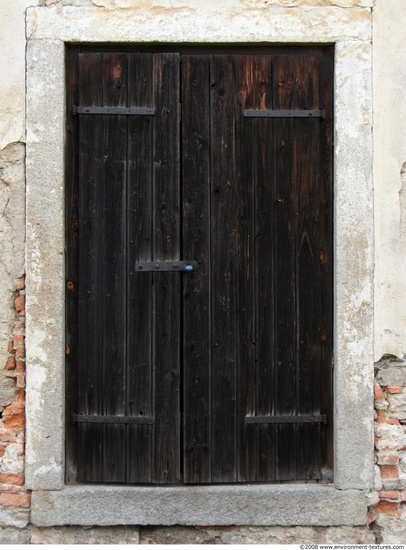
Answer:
32;485;367;527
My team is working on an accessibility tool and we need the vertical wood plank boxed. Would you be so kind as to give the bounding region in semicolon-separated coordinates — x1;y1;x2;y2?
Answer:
152;53;181;484
210;55;237;482
250;56;277;482
126;53;154;483
101;52;128;482
235;54;257;482
182;55;212;483
77;52;104;481
294;55;322;479
272;55;297;481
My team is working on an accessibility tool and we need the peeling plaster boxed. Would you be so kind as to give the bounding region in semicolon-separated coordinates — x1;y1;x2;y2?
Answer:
0;142;25;408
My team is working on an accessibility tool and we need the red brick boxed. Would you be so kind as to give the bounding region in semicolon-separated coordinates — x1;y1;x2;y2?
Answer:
4;356;16;371
376;410;388;424
375;385;385;401
378;491;399;501
386;386;404;394
3;401;25;429
13;334;24;348
0;493;30;508
0;428;24;443
376;452;399;465
16;346;25;359
0;446;5;459
14;295;25;317
16;390;25;403
15;360;25;373
401;489;406;502
7;340;14;354
0;474;24;486
380;465;399;479
16;277;25;291
375;500;399;515
16;373;25;389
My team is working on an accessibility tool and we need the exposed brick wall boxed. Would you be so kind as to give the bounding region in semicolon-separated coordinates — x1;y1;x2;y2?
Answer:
0;277;30;527
372;355;406;543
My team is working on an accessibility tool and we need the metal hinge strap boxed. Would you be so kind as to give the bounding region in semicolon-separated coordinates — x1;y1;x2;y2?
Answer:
244;109;325;119
245;414;327;424
73;106;155;115
73;414;154;425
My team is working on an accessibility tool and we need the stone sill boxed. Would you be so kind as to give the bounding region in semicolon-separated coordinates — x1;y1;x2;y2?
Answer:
31;485;367;527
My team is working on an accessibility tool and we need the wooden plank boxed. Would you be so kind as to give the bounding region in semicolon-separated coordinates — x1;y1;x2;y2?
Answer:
272;55;297;481
152;53;181;484
126;52;154;483
101;52;128;483
234;54;257;482
234;55;274;482
65;45;80;484
182;55;212;483
248;55;277;483
293;55;322;480
210;55;237;483
77;51;104;482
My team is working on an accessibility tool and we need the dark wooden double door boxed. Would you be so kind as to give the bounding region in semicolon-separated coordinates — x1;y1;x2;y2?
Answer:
66;47;333;484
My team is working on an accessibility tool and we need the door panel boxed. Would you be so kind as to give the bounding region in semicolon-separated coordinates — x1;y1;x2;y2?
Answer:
66;47;333;484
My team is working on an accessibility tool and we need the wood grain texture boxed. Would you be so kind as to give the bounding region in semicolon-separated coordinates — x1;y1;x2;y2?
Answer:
210;55;238;483
126;52;154;483
66;47;333;485
76;52;105;482
182;55;212;483
152;53;181;484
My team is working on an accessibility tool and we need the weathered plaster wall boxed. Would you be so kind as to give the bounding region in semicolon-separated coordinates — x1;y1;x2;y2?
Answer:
374;0;406;360
0;0;38;532
0;0;29;415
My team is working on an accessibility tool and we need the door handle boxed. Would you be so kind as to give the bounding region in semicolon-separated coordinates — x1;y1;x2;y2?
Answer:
135;260;198;272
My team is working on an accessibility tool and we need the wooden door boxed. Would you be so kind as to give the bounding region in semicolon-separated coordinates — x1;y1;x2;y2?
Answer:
66;47;333;484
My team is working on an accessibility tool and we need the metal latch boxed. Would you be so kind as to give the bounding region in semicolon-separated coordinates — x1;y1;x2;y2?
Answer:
135;260;198;272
